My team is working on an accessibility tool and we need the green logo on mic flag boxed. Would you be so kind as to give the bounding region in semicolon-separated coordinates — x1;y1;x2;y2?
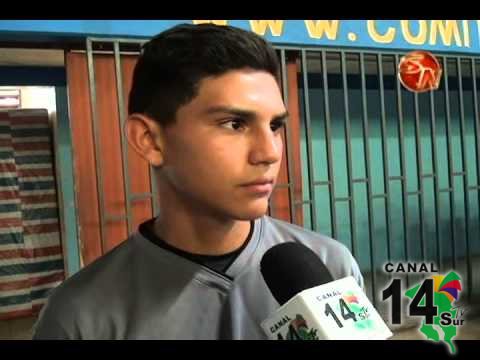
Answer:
281;315;319;340
336;292;375;331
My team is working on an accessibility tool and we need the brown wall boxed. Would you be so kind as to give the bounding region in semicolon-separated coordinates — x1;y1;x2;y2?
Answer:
67;53;152;266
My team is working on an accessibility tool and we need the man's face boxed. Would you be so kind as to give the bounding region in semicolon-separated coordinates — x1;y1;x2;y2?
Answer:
159;69;287;221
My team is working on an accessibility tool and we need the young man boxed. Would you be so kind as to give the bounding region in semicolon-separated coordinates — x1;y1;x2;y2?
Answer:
33;24;363;339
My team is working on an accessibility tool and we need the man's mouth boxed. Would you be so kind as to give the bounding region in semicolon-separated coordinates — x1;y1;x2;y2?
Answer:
240;178;274;195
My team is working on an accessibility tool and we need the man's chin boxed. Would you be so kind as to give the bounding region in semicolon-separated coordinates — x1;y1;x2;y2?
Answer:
232;204;269;221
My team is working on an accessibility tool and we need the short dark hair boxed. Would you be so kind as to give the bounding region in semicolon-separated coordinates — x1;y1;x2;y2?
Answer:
128;23;280;125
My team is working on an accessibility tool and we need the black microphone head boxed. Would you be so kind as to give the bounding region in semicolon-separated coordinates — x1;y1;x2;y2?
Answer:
260;242;334;306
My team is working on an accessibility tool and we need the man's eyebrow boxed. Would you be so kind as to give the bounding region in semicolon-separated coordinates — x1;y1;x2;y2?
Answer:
205;106;255;119
205;106;289;121
272;111;289;121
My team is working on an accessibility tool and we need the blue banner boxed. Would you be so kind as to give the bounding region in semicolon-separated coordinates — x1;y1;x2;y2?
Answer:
1;20;479;55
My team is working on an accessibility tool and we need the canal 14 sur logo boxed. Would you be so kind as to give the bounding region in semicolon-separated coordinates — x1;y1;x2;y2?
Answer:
381;262;465;354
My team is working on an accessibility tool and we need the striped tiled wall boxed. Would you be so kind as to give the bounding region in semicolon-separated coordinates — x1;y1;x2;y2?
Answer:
0;109;64;320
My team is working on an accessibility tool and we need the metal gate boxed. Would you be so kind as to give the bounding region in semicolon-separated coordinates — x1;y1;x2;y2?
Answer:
283;47;480;308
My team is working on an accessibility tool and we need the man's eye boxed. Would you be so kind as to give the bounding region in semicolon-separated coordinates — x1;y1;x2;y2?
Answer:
271;119;286;132
221;119;246;131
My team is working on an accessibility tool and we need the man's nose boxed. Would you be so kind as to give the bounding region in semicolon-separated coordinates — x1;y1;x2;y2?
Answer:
248;127;282;166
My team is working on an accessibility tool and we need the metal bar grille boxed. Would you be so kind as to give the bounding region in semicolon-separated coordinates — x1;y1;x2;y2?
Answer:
442;57;457;271
359;53;377;303
413;92;426;261
394;54;410;288
429;81;442;272
301;50;318;231
457;57;472;301
293;48;479;304
377;54;393;264
321;50;338;239
113;41;133;235
86;39;106;254
340;51;357;259
85;38;158;253
470;58;480;302
280;50;296;224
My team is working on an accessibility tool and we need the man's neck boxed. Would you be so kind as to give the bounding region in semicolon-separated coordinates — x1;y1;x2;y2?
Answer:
153;178;252;255
153;215;251;256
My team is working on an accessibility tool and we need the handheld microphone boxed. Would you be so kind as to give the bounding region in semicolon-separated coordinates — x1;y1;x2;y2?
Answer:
260;242;392;340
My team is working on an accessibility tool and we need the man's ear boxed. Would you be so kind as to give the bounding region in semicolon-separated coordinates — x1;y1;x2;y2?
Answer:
125;114;165;167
